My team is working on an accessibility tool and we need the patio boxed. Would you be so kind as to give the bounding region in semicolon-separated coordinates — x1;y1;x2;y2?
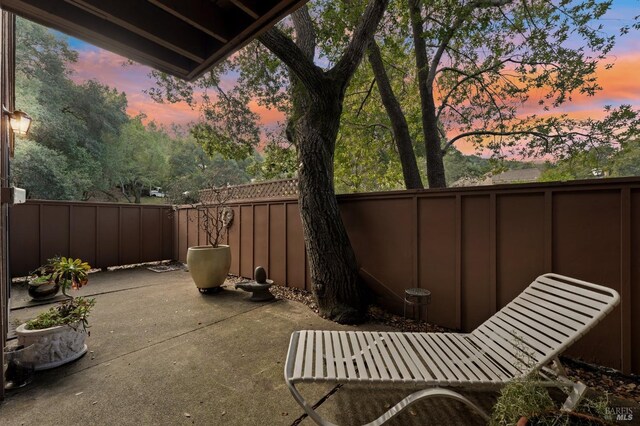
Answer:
3;267;500;425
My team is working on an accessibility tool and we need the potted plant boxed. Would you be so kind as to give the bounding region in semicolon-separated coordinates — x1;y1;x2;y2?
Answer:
27;256;64;300
185;187;234;294
15;257;95;370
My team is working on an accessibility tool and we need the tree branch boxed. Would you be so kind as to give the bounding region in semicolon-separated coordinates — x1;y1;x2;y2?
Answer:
442;129;597;152
368;41;424;189
258;27;324;91
291;6;316;61
331;0;390;82
427;0;513;85
436;61;510;117
355;78;376;118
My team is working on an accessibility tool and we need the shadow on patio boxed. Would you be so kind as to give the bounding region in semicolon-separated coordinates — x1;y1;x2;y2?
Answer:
2;267;500;426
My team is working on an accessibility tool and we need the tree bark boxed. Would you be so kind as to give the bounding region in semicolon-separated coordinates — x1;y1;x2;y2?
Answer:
409;0;447;188
368;42;424;189
259;0;389;323
295;85;368;323
134;184;142;204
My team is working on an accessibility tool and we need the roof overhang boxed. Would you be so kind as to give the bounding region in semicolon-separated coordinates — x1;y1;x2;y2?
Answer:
0;0;308;81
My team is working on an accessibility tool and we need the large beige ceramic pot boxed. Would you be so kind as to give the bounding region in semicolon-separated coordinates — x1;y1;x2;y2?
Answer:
186;245;231;293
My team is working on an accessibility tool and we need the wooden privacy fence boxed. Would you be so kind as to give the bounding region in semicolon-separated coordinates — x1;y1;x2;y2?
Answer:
9;201;174;277
176;177;640;374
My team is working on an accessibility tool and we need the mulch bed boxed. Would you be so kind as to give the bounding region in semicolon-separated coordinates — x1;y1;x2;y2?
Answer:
265;282;640;404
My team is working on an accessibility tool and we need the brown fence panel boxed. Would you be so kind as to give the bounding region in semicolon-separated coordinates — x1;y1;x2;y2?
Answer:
173;177;640;374
10;201;174;277
41;204;70;263
552;190;623;369
97;206;119;267
268;204;286;286
461;195;492;332
253;205;269;275
9;203;39;277
286;203;305;290
418;196;458;330
342;196;416;313
240;205;254;279
70;205;97;266
496;192;545;309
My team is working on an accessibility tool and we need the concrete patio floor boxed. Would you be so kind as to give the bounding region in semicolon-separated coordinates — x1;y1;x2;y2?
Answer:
0;268;630;425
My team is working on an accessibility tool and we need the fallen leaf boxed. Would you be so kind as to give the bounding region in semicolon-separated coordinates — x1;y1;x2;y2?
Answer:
184;413;191;418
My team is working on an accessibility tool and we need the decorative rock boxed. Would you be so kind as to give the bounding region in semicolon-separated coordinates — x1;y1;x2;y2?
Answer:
254;266;267;284
235;279;274;302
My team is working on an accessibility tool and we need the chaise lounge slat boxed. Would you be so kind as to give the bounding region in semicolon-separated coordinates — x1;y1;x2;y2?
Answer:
505;303;576;337
536;276;612;303
284;273;620;425
531;283;606;311
517;294;590;326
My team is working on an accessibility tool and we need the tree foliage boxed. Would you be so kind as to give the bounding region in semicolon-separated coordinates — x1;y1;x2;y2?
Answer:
12;18;252;202
12;140;79;199
14;17;128;199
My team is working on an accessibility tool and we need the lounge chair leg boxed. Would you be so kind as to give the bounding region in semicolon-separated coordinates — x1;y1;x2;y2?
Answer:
287;381;490;426
363;388;490;426
561;381;587;412
545;358;588;412
287;381;338;426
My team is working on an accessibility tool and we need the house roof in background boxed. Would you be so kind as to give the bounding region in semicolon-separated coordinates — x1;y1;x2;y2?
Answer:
451;168;542;187
490;168;542;184
0;0;308;81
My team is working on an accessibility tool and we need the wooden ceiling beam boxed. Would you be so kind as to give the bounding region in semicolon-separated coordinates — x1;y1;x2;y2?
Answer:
1;0;310;81
148;0;235;44
187;0;305;80
227;0;261;20
66;0;218;63
1;0;194;77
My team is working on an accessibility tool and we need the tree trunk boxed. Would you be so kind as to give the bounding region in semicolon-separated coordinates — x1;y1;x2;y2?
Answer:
134;184;142;204
409;0;447;188
294;84;367;324
422;88;447;187
259;0;390;323
368;42;424;189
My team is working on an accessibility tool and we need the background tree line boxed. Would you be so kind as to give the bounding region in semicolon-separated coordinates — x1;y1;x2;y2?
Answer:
11;18;253;203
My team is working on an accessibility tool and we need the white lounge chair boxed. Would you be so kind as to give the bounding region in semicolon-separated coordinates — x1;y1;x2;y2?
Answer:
284;273;620;425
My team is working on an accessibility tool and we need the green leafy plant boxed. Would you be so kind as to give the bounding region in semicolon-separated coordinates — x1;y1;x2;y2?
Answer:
29;256;89;293
26;257;95;331
29;256;59;282
48;256;90;296
29;275;53;285
26;297;95;331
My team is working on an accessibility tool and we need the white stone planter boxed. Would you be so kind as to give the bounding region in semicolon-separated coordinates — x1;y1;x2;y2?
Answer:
15;322;88;370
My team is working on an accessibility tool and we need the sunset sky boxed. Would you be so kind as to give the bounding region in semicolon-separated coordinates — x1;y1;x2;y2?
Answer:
62;0;639;154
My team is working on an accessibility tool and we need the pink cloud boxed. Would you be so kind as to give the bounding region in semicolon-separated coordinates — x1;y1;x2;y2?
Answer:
248;100;285;126
70;49;200;126
69;48;285;131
